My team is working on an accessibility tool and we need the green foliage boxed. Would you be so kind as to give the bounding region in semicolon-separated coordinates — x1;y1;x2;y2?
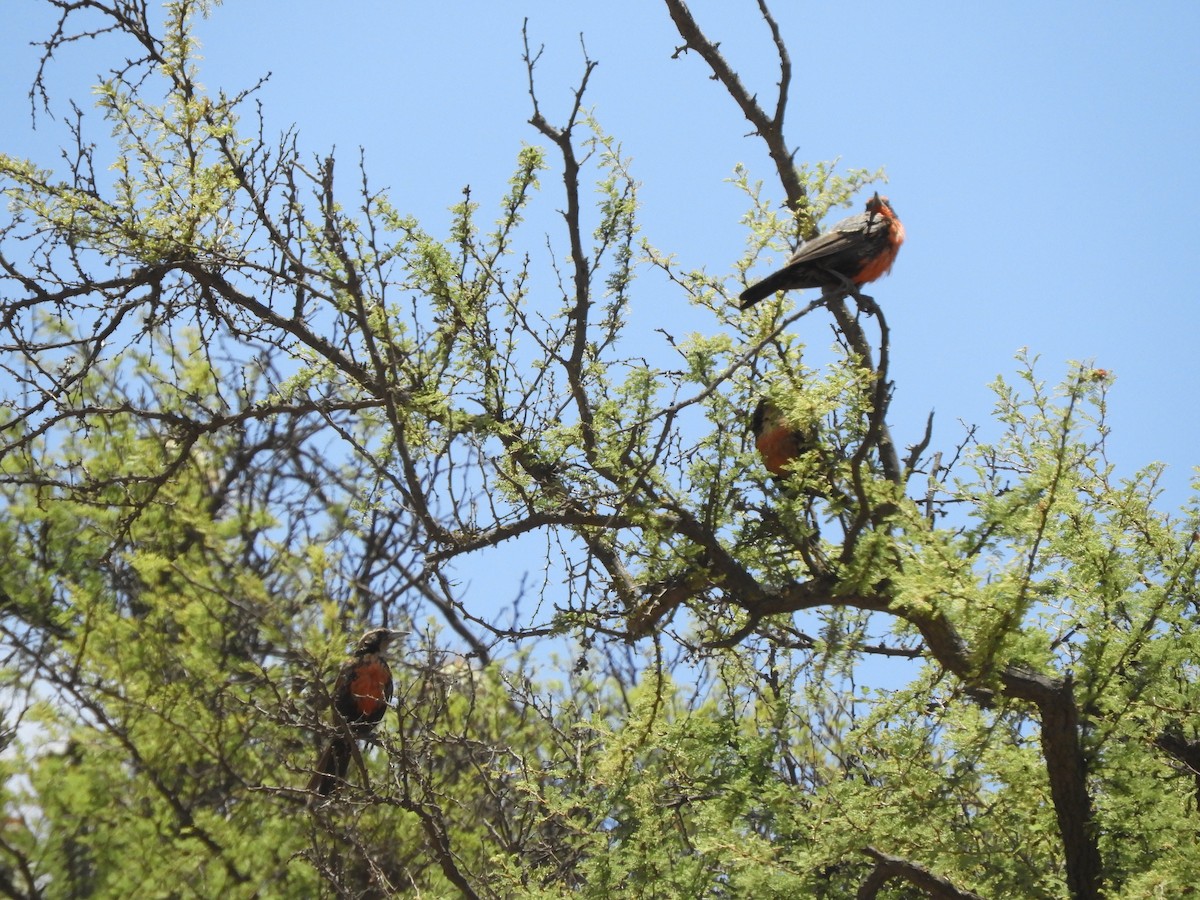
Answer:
1;3;1198;898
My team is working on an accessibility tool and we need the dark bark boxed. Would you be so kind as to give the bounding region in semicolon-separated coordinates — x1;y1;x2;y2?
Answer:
857;847;986;900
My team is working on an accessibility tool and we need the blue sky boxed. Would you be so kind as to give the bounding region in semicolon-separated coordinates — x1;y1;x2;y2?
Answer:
4;2;1199;653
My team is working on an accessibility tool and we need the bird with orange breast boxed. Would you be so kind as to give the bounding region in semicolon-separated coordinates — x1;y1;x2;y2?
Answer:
739;193;904;309
750;398;818;480
307;627;405;800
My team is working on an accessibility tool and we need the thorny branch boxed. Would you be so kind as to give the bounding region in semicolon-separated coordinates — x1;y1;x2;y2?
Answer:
3;3;1180;897
663;0;807;225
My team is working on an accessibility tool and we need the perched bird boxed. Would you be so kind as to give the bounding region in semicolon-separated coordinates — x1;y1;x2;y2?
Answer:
751;398;817;479
307;627;405;799
739;193;905;309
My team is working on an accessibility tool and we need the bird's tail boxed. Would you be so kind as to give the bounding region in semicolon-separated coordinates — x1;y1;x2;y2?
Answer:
307;736;352;800
738;269;793;309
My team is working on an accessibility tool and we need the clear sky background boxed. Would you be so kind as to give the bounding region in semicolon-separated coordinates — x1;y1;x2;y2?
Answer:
4;2;1199;651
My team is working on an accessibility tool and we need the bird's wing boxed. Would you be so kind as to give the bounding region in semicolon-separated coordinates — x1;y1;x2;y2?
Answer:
782;210;875;266
330;660;358;720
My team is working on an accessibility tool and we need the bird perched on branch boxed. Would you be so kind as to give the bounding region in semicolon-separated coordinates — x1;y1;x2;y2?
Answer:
751;398;817;479
739;193;905;309
307;627;405;800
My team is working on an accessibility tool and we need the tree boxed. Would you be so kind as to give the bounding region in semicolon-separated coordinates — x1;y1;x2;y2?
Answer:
1;2;1198;897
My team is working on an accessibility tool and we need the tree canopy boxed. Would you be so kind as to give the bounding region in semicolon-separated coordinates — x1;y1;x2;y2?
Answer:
1;3;1198;898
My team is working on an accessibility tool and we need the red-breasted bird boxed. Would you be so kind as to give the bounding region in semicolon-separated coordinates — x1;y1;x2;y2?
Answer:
739;193;904;309
751;398;817;479
307;627;405;799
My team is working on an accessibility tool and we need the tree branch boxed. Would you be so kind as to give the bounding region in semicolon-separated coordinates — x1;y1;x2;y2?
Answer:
663;0;807;220
857;847;985;900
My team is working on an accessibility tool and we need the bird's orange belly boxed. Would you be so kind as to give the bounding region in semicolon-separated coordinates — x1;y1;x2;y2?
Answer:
757;429;797;477
854;222;905;285
853;244;900;285
349;666;390;718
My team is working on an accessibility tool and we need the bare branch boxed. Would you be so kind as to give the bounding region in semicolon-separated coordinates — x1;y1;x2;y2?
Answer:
858;847;986;900
662;0;807;220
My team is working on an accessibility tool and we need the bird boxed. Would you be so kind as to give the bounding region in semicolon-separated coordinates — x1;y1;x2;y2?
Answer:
750;398;817;479
307;627;405;800
739;193;905;309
